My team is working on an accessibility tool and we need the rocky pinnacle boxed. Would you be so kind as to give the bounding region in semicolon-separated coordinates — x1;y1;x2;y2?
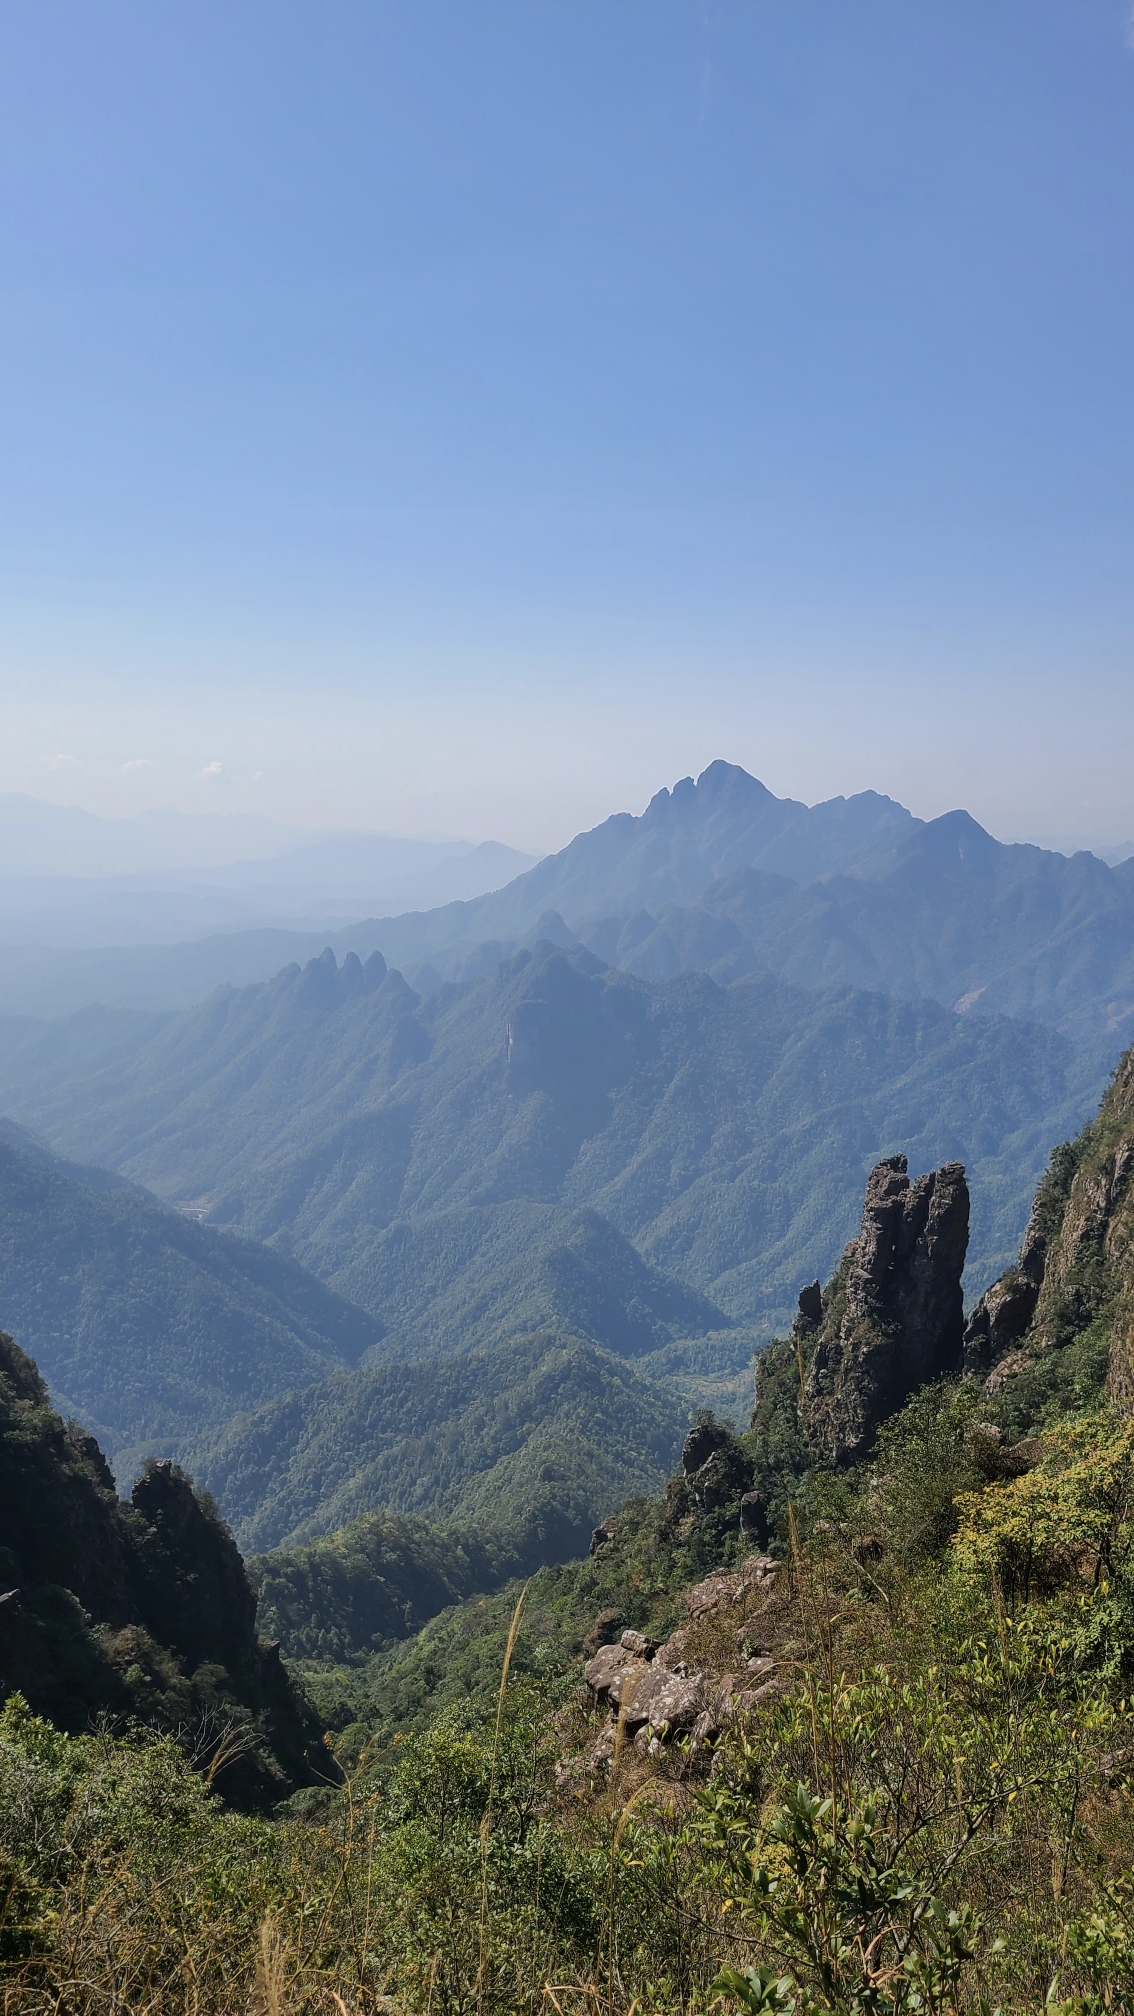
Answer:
800;1154;970;1464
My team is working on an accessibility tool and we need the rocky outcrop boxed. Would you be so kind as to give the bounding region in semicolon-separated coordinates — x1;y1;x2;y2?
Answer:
679;1419;753;1511
962;1044;1134;1405
0;1331;320;1806
801;1155;970;1464
963;1153;1067;1378
582;1555;782;1758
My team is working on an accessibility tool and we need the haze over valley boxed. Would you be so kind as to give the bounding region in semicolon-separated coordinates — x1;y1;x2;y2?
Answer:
0;759;1122;1551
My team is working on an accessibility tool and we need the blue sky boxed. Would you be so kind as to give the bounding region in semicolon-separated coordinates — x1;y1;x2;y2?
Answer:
1;0;1133;850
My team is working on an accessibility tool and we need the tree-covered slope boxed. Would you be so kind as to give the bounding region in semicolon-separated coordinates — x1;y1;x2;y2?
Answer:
580;812;1134;1054
0;1122;380;1454
248;1512;501;1665
960;1037;1134;1426
184;1330;688;1554
0;943;1099;1360
0;1329;319;1805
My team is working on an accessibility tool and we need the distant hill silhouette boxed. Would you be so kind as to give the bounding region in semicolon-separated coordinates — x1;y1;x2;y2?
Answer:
575;809;1134;1053
0;765;1129;1055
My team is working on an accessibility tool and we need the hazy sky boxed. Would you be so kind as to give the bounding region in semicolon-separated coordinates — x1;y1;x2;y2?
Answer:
2;0;1133;852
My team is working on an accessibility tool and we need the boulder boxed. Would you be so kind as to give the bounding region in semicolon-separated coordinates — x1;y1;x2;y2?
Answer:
606;1658;649;1710
795;1280;823;1333
584;1642;643;1704
618;1662;704;1735
680;1421;753;1511
682;1420;733;1474
686;1568;742;1617
589;1517;620;1557
686;1555;778;1619
984;1348;1029;1393
689;1671;781;1747
654;1626;693;1673
739;1554;779;1591
587;1727;617;1771
620;1628;661;1658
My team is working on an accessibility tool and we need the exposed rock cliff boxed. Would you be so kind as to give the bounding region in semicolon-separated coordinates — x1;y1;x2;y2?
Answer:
799;1154;970;1464
964;1043;1134;1405
0;1329;320;1806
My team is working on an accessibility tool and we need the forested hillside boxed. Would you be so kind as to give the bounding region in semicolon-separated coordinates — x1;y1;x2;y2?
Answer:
0;943;1097;1370
0;1328;319;1806
0;1122;379;1455
185;1330;687;1553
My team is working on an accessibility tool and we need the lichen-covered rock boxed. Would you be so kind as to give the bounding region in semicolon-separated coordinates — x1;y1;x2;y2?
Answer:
686;1568;744;1617
686;1556;779;1618
654;1626;693;1673
583;1641;643;1703
620;1628;661;1658
607;1658;649;1709
802;1155;970;1464
618;1663;704;1735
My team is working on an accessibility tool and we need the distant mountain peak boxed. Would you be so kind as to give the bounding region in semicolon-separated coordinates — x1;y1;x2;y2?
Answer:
645;763;780;819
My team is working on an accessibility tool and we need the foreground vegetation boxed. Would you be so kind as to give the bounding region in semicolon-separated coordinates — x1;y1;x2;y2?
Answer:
7;1380;1134;2014
5;1046;1133;2012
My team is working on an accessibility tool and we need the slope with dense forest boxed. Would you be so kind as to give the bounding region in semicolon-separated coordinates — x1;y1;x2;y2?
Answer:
185;1329;688;1554
0;1119;380;1456
0;1328;319;1807
0;943;1097;1375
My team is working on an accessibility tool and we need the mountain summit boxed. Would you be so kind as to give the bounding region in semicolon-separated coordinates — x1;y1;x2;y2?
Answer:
352;763;918;969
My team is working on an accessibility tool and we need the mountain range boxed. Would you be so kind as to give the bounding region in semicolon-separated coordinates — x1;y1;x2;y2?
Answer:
0;938;1096;1378
3;767;1131;1061
1;759;1129;1564
360;765;1134;1055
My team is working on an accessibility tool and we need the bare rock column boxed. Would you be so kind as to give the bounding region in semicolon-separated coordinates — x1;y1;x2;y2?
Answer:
801;1154;969;1464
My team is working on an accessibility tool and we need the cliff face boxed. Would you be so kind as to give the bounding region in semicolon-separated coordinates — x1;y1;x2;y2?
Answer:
799;1155;970;1464
0;1330;320;1807
965;1043;1134;1405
